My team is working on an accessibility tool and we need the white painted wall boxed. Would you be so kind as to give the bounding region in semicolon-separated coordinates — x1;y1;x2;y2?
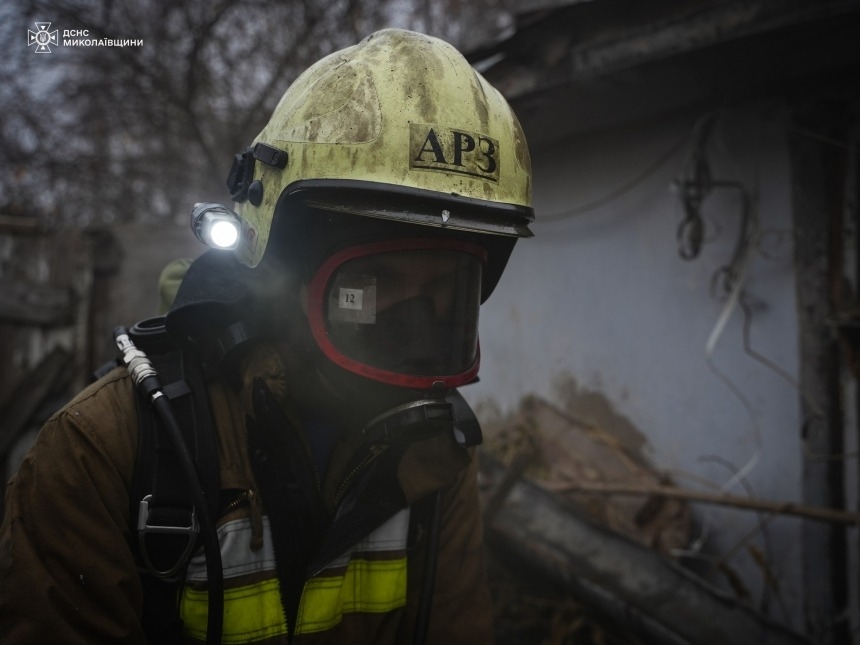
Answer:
465;106;809;630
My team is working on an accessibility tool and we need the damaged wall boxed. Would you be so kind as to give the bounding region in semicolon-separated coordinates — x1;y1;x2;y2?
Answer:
463;3;860;640
463;106;814;634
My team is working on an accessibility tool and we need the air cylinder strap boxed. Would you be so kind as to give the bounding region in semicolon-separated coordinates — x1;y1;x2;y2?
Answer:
123;317;222;644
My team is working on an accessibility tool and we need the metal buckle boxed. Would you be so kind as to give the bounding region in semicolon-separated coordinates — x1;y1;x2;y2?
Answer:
137;494;199;580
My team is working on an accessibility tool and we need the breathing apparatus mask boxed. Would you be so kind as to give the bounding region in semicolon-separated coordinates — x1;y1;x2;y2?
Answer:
308;237;484;390
246;206;485;443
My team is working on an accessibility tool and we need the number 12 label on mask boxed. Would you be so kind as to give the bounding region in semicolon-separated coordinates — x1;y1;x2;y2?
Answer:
330;276;376;324
339;288;364;310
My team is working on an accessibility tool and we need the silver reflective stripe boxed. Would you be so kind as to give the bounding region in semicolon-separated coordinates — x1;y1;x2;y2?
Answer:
319;508;411;571
185;516;276;582
185;507;411;582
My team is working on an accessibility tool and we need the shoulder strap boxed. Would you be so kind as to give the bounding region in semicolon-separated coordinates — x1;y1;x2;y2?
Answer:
126;317;221;643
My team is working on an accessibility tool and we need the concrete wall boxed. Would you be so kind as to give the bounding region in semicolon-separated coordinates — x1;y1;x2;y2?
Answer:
464;106;809;630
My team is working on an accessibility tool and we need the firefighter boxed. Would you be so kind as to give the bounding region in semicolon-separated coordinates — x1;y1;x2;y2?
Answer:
0;29;533;644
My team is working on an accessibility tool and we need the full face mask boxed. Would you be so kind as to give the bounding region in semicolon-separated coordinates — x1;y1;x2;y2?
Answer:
307;237;485;390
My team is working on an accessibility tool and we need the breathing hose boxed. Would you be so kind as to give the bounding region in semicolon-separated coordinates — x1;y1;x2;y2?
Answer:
413;488;443;645
114;327;224;645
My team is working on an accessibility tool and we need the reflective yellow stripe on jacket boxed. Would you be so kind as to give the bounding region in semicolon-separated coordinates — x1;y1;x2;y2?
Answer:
180;508;410;642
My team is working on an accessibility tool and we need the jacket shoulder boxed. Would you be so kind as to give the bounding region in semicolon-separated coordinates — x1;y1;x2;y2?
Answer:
49;366;136;424
33;366;139;486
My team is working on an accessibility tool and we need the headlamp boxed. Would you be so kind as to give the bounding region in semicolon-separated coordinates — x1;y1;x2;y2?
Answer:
191;203;241;251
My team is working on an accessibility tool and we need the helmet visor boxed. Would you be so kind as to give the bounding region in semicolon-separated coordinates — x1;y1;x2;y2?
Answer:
308;238;485;389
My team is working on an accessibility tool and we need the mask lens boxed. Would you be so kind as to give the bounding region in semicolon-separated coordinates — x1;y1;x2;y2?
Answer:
312;243;483;385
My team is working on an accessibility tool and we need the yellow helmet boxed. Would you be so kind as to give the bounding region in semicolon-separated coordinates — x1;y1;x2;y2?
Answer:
186;29;536;390
226;28;534;269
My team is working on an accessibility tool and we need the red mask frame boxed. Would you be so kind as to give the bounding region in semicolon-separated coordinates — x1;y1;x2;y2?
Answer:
307;237;487;389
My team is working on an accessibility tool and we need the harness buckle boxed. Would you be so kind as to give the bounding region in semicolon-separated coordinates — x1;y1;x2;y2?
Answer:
137;494;199;580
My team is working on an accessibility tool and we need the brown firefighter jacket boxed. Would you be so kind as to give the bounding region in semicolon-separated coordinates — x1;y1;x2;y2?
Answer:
0;343;494;643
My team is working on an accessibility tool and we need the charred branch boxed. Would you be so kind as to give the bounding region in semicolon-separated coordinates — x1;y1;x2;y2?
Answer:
479;453;810;645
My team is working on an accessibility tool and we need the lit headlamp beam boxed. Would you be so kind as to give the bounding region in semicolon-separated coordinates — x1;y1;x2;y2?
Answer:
191;202;241;251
